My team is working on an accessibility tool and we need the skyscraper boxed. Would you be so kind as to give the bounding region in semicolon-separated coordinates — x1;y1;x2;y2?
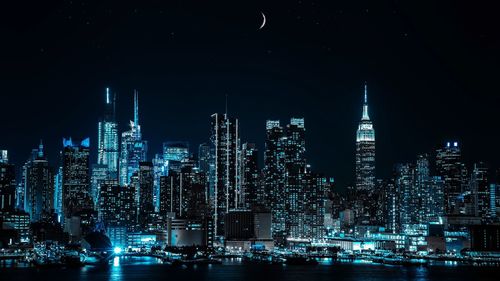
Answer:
97;87;119;178
53;167;63;219
90;164;108;207
436;141;467;215
355;83;376;191
0;150;8;164
198;143;211;174
61;137;92;220
470;162;490;218
152;153;167;212
163;141;190;173
119;90;148;186
159;166;208;219
138;161;155;226
426;176;445;222
304;171;328;240
263;120;286;242
414;154;430;224
282;118;307;239
209;113;240;237
0;150;16;211
395;163;415;230
264;118;312;243
240;143;260;210
20;148;40;211
99;179;137;229
25;141;54;221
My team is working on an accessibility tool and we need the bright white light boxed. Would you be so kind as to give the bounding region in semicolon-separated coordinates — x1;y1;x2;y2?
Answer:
114;247;122;254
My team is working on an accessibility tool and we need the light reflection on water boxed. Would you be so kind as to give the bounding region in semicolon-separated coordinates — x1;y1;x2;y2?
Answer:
111;257;122;281
1;256;499;281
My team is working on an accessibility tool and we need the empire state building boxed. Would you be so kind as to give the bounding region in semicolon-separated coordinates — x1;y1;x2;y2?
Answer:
355;83;376;190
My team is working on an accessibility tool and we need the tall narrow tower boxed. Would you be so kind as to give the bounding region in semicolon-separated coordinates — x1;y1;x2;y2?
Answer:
209;112;240;237
119;90;147;186
355;83;376;191
97;87;119;178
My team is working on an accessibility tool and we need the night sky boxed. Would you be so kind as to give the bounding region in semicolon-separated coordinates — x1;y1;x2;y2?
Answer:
1;0;499;188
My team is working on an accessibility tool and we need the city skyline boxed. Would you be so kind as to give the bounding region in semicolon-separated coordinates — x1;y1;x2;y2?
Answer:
1;84;498;190
2;1;500;274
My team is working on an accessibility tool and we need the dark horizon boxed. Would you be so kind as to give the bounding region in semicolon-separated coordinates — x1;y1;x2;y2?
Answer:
1;0;499;189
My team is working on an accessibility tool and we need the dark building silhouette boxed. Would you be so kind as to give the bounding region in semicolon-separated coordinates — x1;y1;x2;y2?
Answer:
25;141;54;222
436;141;468;215
0;151;16;211
241;143;261;210
61;138;92;221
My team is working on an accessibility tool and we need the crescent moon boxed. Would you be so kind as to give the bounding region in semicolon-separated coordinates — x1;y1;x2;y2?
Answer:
259;12;266;30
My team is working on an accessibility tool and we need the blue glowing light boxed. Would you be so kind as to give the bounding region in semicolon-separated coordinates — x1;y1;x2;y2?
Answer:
63;137;73;147
81;137;90;148
113;247;122;254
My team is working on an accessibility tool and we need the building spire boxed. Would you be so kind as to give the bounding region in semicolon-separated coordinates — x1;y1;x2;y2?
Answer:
361;82;370;120
113;91;117;121
38;139;44;158
134;89;139;127
364;81;367;104
225;93;228;117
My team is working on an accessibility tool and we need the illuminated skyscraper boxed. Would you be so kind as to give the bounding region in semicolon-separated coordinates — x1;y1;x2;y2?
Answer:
25;141;54;221
240;143;260;210
209;113;240;236
119;90;148;186
0;150;8;164
20;148;40;211
152;153;167;212
138;162;155;222
435;141;467;215
355;83;376;191
198;143;211;174
470;162;490;218
97;87;119;178
90;164;108;207
283;118;307;239
264;118;314;243
395;163;415;230
163;141;190;173
99;179;137;229
263;120;286;242
159;166;208;219
414;154;430;224
53;167;63;218
0;150;16;211
61;137;92;220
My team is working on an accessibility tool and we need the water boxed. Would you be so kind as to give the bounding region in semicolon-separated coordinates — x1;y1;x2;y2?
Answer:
1;257;499;281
